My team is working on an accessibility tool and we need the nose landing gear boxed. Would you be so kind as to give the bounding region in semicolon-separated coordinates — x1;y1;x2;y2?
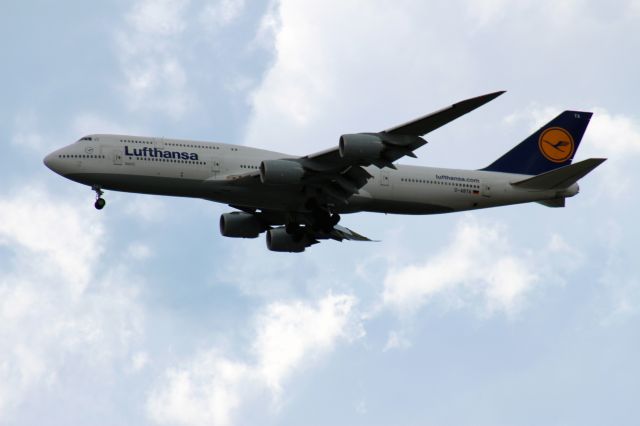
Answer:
92;185;106;210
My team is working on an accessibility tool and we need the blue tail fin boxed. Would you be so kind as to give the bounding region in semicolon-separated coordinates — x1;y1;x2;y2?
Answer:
482;111;592;175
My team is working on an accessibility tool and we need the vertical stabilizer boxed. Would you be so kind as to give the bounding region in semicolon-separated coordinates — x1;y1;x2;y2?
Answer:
483;111;592;175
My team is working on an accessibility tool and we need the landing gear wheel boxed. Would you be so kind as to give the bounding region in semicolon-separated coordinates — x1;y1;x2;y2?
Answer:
91;185;105;210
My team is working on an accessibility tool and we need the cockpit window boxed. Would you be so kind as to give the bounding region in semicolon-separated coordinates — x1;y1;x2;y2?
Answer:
79;136;93;142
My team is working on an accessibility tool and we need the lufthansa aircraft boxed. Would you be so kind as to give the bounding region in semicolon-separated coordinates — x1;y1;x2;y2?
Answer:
44;91;605;252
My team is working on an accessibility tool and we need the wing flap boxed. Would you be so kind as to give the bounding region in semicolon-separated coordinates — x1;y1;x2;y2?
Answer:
328;225;375;242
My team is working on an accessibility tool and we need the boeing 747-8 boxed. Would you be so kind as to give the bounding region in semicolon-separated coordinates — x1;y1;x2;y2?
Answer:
44;91;605;252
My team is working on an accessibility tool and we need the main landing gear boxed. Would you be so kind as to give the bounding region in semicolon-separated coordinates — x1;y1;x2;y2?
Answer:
92;185;106;210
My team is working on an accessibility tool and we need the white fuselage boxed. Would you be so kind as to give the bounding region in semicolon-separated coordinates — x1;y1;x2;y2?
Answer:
43;134;578;215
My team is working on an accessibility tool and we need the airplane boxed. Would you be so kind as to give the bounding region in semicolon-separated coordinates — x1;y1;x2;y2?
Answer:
43;91;605;252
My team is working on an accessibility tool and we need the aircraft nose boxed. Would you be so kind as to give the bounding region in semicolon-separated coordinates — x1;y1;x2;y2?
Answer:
43;151;56;170
43;150;64;174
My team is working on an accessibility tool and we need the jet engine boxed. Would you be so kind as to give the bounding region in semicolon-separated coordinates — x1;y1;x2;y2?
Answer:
219;212;264;238
266;228;311;252
259;159;305;185
339;133;385;161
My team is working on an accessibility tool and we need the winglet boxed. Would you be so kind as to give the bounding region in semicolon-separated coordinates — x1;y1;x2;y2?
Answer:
384;90;506;136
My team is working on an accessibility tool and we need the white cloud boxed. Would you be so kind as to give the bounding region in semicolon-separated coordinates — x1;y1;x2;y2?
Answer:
466;0;512;27
71;113;136;138
583;108;640;156
383;330;412;352
253;294;363;393
127;0;188;36
200;0;245;27
127;242;153;260
10;111;45;150
0;187;102;296
243;1;475;154
122;194;169;223
147;351;249;426
115;0;194;119
131;351;150;372
147;293;361;426
0;187;145;418
382;217;542;317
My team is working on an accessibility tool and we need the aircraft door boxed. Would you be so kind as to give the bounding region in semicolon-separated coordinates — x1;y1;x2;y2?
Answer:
482;183;491;197
211;156;223;176
380;170;390;187
113;149;123;165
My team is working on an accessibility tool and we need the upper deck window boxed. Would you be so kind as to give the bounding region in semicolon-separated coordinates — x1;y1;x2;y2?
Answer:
79;136;93;142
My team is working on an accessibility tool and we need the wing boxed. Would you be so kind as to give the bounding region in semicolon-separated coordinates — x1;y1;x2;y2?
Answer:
285;91;505;205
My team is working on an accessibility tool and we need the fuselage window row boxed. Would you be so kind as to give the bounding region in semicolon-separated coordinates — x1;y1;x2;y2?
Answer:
129;157;206;165
59;154;105;159
400;177;479;189
119;140;222;150
119;139;152;145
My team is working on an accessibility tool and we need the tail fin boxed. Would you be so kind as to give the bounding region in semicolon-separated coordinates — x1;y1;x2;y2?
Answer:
483;111;592;175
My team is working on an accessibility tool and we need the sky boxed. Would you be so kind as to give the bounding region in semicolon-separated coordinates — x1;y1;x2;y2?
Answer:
1;0;640;425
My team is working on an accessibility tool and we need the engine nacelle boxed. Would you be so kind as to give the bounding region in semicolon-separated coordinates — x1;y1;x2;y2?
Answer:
266;228;310;252
259;159;305;185
339;133;385;161
219;212;264;238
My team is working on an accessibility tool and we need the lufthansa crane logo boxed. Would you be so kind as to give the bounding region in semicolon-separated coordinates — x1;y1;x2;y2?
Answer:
538;127;574;163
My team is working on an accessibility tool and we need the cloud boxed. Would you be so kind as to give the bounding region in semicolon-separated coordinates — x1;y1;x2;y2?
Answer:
147;293;362;426
592;220;640;326
381;217;579;318
243;1;477;154
200;0;245;27
383;330;412;352
583;108;640;156
253;294;363;393
10;111;45;150
0;187;145;419
466;0;512;27
71;113;136;138
114;0;193;119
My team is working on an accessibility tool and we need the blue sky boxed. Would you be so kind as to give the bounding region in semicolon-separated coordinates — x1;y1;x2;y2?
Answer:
1;1;640;425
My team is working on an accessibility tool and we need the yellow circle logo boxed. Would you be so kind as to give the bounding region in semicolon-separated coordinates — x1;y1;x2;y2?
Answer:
539;127;574;163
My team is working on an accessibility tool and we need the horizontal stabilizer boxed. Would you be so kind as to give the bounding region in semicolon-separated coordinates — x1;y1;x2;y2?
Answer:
512;158;606;190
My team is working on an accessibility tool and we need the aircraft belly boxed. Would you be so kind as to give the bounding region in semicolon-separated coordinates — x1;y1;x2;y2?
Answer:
347;195;453;215
66;172;207;198
202;183;303;210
